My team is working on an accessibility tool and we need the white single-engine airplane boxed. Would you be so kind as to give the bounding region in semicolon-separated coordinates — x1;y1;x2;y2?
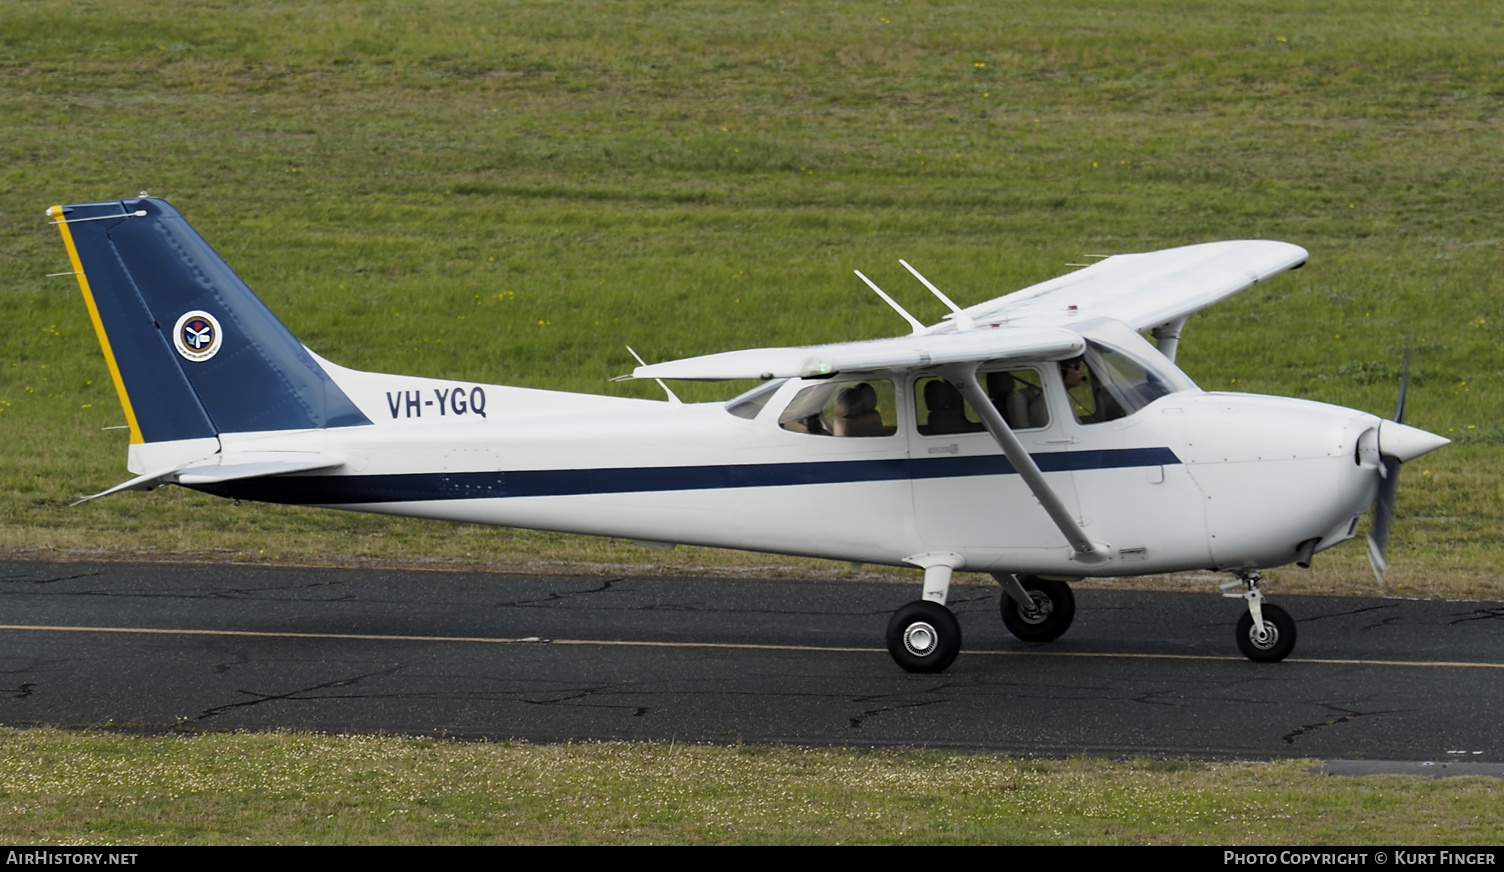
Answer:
49;196;1449;671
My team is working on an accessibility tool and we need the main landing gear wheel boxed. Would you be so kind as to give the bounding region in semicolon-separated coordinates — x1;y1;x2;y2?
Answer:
886;600;962;674
1000;576;1076;643
1235;603;1297;663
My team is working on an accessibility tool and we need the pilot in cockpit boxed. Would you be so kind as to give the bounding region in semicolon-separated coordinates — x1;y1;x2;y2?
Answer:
1062;356;1126;424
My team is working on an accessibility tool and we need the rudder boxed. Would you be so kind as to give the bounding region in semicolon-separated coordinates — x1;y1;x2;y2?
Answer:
50;197;370;446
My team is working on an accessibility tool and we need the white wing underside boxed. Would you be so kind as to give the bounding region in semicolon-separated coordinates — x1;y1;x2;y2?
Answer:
632;327;1085;381
634;240;1307;381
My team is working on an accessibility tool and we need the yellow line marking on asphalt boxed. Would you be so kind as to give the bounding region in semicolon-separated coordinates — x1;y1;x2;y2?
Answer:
973;650;1504;669
0;624;870;653
0;623;1501;668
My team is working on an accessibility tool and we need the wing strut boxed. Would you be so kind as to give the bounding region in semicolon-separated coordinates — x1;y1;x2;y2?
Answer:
1151;317;1187;363
625;346;682;404
943;363;1109;566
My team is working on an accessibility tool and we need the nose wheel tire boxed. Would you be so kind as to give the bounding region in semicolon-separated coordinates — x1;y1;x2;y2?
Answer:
1000;576;1076;643
1235;603;1297;662
886;601;962;673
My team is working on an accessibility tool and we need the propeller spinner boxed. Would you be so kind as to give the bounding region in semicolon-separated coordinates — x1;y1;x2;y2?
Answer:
1365;359;1450;584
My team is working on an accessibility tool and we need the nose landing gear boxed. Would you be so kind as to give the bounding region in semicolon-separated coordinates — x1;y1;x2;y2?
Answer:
1222;571;1297;662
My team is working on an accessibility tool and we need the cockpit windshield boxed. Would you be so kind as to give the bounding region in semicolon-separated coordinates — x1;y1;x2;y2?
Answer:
1068;320;1197;423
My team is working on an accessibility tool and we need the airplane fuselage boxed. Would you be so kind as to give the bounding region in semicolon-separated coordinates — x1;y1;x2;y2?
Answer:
177;358;1382;579
53;196;1448;667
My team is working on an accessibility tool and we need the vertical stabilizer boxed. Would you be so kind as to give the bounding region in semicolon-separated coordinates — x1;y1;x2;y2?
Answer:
49;197;371;446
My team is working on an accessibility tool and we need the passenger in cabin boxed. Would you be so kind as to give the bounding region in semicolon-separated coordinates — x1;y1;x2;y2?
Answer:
779;379;895;437
831;383;885;437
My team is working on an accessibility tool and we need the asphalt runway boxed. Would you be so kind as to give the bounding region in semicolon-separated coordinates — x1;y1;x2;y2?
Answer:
1;559;1501;760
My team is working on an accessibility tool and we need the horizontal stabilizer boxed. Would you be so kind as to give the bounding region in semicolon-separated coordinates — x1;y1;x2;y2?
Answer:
175;453;346;485
634;327;1085;381
73;452;344;505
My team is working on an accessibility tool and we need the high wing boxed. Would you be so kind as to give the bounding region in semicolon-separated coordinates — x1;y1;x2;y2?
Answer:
632;240;1307;381
631;326;1084;381
951;240;1308;333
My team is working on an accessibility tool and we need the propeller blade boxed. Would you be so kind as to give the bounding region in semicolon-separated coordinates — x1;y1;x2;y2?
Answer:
1367;348;1415;586
1366;455;1400;585
1392;346;1411;425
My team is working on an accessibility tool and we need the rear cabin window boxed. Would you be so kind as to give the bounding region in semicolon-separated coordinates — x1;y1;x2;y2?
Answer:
724;379;787;420
778;379;897;437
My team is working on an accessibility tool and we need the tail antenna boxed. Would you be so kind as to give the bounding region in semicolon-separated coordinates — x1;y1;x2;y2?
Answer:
900;260;975;330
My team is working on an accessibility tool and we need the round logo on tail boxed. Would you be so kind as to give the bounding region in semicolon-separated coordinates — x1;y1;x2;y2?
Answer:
173;311;223;362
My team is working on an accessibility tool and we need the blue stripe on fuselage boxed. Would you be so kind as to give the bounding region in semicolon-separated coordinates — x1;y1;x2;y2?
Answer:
199;447;1180;506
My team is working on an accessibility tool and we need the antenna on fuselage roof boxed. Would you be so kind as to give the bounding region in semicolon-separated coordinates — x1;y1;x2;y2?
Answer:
853;270;926;335
624;346;682;404
900;260;975;331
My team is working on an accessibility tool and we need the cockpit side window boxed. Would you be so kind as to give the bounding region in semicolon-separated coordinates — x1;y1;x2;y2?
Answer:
1060;357;1107;423
986;369;1050;430
914;369;1048;435
778;379;897;437
1062;339;1184;424
914;378;981;436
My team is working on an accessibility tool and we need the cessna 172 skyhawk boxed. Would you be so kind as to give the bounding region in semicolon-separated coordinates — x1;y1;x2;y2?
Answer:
49;196;1448;672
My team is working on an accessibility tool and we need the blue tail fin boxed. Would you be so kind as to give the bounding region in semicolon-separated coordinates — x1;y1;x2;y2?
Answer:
50;197;370;444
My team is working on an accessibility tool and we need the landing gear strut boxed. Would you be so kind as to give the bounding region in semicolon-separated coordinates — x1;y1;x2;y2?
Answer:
887;553;964;673
1222;571;1297;662
994;573;1076;643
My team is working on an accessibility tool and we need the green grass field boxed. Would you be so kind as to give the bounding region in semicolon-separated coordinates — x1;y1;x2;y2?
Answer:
0;729;1499;845
2;0;1503;844
3;0;1501;595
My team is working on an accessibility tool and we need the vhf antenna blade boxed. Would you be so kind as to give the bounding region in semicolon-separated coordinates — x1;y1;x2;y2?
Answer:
853;270;926;335
900;260;975;330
